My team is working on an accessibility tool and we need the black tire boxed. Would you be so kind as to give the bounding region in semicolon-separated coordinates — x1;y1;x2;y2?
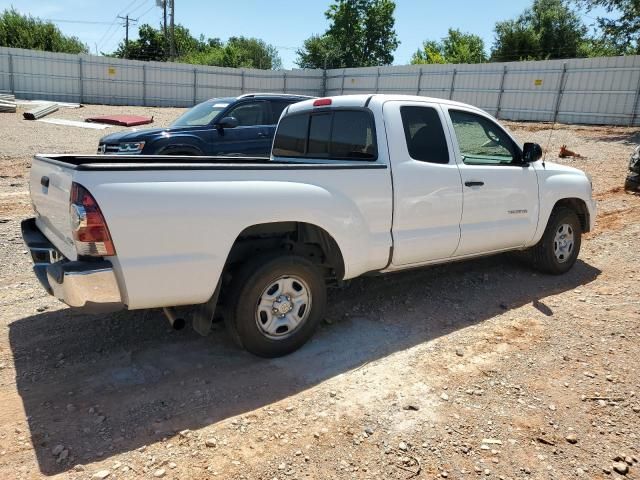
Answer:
625;174;639;192
528;207;582;275
225;254;326;357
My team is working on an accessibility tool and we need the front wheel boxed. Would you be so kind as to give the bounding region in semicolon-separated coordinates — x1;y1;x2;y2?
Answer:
225;254;327;357
528;207;582;274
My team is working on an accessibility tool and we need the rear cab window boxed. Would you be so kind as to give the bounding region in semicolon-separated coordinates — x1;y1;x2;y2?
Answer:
273;109;377;161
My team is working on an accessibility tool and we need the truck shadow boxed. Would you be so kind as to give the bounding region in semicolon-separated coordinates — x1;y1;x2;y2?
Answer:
9;255;600;475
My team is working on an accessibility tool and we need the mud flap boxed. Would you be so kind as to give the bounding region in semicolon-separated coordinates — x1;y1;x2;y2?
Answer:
192;281;221;336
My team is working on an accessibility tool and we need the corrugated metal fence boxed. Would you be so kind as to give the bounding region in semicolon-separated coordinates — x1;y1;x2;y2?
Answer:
0;47;324;107
327;56;640;126
1;46;640;125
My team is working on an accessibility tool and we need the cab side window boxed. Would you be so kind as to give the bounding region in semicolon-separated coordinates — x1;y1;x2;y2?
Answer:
227;102;269;127
400;106;450;164
449;110;518;165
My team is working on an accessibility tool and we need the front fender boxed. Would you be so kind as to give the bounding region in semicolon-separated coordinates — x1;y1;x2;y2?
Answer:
530;166;596;245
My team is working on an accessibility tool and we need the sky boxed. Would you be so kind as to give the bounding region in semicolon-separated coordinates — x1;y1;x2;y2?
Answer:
0;0;606;68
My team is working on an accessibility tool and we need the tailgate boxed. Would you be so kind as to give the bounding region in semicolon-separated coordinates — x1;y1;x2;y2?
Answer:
30;157;78;261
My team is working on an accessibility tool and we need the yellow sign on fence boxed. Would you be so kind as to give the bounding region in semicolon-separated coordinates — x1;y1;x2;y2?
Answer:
108;67;117;76
534;79;543;86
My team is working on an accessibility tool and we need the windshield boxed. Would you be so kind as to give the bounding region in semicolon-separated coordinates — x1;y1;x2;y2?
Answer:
171;100;231;127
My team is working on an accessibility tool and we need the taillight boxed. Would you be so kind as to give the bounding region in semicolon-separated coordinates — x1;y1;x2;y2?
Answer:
69;182;116;256
313;98;332;107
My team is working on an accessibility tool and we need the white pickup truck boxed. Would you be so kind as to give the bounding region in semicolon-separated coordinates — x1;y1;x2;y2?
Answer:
23;94;596;357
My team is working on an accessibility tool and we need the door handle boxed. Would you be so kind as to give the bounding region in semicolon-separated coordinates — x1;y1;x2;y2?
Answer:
257;132;268;138
465;181;484;187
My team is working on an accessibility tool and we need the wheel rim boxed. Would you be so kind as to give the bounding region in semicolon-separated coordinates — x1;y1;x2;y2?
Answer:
553;223;575;263
255;275;312;340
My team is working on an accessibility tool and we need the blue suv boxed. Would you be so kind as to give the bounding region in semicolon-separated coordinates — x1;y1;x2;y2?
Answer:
97;93;312;157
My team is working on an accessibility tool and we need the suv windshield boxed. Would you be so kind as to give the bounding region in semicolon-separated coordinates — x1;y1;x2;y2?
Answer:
171;100;231;127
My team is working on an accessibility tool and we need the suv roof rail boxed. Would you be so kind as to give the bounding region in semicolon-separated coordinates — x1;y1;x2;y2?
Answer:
237;93;315;99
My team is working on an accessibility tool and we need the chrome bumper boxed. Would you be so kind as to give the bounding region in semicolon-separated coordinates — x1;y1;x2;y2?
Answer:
21;218;123;312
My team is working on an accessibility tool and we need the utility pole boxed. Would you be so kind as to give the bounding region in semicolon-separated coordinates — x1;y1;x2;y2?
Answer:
155;0;169;58
117;14;138;58
163;0;167;38
169;0;176;60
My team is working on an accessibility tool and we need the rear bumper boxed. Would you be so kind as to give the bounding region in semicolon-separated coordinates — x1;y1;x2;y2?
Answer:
21;218;123;312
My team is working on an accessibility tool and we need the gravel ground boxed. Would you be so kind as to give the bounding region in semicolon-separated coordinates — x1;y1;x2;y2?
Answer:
0;104;639;480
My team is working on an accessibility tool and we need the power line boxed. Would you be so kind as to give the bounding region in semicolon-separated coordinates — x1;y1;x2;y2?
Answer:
44;18;115;25
129;0;154;17
95;0;147;53
136;3;159;23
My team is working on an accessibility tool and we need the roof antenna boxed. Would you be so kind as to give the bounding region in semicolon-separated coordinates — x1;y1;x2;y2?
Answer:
542;121;557;169
542;62;567;169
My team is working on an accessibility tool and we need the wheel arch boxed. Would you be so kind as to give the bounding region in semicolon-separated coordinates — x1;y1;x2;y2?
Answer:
550;198;591;233
224;221;346;282
157;144;204;155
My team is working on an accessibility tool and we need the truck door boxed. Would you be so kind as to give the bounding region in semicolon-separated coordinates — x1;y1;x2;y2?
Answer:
384;101;464;266
443;108;539;256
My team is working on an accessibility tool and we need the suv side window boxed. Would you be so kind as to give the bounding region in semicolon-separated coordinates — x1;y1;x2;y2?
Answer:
272;114;309;156
273;110;377;160
269;100;294;124
226;101;269;127
400;106;449;164
449;110;518;165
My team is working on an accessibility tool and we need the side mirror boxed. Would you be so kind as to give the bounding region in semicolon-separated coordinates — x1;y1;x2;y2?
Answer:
217;116;239;129
523;142;543;163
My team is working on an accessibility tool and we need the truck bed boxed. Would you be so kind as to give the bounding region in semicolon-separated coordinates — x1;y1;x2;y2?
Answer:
35;154;387;171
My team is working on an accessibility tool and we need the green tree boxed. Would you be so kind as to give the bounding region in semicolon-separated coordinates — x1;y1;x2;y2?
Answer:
296;0;399;69
571;0;640;53
221;37;282;69
296;34;343;69
113;24;208;61
113;24;281;69
491;0;588;61
412;29;486;64
0;8;87;53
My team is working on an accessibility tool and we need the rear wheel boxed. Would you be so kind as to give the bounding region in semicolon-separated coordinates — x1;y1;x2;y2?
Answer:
225;254;326;357
528;207;582;274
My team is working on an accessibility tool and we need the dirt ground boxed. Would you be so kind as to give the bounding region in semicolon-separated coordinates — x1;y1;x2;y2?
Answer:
0;103;639;480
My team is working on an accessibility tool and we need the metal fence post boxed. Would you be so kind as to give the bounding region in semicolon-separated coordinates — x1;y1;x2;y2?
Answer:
449;68;457;100
78;57;84;104
496;65;507;119
283;71;287;93
630;70;640;126
193;68;197;105
553;63;568;123
375;67;380;93
416;67;423;96
321;68;327;97
240;70;245;95
8;53;14;95
340;69;346;94
142;64;147;106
